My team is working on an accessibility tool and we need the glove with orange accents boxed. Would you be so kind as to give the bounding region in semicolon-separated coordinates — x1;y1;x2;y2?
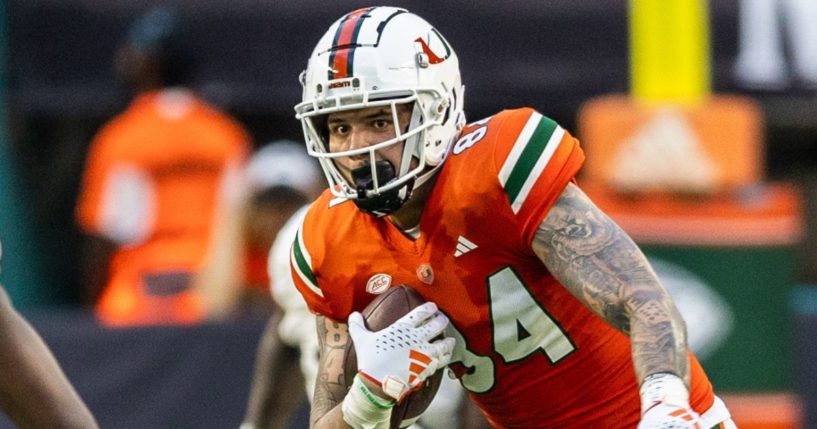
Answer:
347;302;455;401
637;373;702;429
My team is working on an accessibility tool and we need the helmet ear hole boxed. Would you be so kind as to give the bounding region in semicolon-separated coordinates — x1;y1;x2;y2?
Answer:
441;104;451;126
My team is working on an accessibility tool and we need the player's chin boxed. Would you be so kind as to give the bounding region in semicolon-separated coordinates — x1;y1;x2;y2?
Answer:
341;162;371;186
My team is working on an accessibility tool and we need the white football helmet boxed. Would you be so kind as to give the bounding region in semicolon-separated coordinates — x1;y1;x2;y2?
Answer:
295;7;465;215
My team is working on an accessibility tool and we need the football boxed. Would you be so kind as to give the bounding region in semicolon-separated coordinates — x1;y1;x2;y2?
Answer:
343;285;445;429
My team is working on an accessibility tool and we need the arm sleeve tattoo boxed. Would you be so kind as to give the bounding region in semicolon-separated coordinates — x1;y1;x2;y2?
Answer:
531;182;690;386
310;315;352;427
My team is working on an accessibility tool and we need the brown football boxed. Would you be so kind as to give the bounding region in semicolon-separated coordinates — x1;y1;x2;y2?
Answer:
343;285;444;429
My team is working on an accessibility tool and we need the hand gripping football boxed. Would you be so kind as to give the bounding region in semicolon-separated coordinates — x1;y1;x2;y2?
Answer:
344;286;445;429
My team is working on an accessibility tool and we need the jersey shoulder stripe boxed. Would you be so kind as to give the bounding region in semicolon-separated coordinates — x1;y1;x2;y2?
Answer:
291;210;323;298
497;111;565;213
290;190;362;319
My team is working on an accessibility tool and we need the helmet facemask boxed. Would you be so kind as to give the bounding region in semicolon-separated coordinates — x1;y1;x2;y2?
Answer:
299;94;434;216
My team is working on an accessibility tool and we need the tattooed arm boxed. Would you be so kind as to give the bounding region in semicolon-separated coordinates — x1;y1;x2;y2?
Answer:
310;315;353;429
531;182;690;386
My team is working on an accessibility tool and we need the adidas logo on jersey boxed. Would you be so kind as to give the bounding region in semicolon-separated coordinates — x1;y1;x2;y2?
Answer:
454;236;478;257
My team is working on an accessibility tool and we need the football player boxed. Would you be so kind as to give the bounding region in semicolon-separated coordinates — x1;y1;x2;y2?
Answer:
291;7;736;429
0;241;98;428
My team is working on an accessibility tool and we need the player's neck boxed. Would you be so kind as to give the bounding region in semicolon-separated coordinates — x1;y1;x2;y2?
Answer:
387;172;440;235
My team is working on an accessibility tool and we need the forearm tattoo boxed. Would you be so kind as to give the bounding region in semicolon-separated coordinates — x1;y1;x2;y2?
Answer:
531;183;690;385
310;315;351;426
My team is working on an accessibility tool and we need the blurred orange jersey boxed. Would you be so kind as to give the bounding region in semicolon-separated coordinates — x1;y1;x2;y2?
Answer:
292;108;714;428
76;89;250;326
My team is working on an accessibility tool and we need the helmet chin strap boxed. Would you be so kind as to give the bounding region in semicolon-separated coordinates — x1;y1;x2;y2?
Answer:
351;160;415;217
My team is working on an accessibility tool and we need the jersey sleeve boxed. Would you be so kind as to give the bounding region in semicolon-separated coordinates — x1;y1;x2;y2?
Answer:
492;108;585;245
289;200;338;320
270;206;310;312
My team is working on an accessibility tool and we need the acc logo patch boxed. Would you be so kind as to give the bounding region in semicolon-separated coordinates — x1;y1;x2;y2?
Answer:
366;273;392;295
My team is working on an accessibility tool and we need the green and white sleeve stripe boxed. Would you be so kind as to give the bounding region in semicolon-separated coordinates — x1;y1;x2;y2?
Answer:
290;222;323;298
497;111;565;214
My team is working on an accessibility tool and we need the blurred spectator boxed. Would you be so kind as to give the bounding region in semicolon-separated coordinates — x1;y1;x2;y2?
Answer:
75;6;251;326
734;0;817;89
0;241;99;428
196;141;322;319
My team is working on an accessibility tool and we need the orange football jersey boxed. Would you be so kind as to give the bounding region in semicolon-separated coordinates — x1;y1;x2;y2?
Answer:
292;108;714;428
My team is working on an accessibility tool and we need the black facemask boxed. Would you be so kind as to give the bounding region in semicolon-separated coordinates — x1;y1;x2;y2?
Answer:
351;160;414;216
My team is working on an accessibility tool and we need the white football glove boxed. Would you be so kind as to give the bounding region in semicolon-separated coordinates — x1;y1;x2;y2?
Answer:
638;373;702;429
348;302;455;402
638;398;702;429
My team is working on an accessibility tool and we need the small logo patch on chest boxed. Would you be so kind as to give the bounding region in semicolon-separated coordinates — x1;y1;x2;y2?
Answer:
416;264;434;285
366;273;392;295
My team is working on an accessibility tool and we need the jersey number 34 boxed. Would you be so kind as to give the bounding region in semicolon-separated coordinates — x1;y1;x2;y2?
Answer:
447;266;576;393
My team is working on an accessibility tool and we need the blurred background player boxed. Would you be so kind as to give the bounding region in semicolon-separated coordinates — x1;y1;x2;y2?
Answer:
238;142;324;315
197;141;323;320
0;241;98;428
238;142;322;429
74;6;251;326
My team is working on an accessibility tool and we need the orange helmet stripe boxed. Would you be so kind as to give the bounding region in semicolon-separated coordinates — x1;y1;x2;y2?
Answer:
327;7;373;79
